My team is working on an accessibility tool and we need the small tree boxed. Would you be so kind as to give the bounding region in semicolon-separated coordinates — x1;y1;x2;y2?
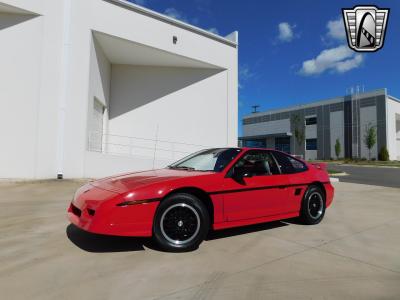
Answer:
291;114;305;155
335;138;341;159
363;123;377;160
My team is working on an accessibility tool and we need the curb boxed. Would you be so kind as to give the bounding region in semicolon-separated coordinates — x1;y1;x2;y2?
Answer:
330;177;340;183
340;164;400;169
0;178;92;185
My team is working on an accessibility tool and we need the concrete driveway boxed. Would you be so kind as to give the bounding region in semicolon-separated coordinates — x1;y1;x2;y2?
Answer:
0;180;399;300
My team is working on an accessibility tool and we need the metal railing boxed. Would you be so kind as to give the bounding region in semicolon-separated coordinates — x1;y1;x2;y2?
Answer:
88;132;215;162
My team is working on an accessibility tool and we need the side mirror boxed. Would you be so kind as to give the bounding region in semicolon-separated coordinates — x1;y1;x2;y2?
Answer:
232;166;253;180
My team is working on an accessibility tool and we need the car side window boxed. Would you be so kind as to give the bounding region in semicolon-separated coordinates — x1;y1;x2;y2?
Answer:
234;151;280;176
271;151;308;174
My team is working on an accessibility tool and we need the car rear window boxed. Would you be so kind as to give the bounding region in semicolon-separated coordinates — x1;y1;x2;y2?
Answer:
271;151;308;174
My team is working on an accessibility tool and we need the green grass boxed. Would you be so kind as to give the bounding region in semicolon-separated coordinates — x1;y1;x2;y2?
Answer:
315;159;400;168
327;169;342;175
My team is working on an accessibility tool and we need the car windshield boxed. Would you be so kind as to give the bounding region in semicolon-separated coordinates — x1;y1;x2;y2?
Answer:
168;148;242;172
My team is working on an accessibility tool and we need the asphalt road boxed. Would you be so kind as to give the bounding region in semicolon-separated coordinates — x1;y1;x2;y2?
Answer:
1;180;400;299
329;164;400;188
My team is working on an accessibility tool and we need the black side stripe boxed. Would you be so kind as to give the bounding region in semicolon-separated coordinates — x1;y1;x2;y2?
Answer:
208;182;330;196
116;182;331;204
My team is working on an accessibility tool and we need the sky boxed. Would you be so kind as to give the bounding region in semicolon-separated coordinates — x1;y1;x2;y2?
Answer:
127;0;399;135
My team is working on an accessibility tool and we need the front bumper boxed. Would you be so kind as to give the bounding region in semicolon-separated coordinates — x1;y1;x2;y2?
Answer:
67;184;159;237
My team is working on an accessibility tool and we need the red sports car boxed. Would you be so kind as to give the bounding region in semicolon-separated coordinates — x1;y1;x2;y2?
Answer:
68;148;334;251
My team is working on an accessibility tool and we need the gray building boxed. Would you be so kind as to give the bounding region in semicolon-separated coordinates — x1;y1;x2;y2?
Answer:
240;89;400;161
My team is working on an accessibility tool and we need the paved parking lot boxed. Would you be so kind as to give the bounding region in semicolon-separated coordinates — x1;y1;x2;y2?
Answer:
1;180;400;300
328;163;400;188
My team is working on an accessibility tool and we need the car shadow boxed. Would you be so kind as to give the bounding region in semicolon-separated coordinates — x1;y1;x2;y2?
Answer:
206;220;289;240
282;218;303;225
67;219;296;252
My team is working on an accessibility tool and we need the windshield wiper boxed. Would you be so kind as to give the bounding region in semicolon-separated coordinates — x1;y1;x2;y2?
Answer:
168;166;195;171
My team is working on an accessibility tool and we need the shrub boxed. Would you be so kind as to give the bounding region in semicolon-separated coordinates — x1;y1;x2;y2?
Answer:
378;146;389;161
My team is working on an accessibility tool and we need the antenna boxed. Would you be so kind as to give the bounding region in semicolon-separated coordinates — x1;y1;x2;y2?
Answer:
251;105;260;113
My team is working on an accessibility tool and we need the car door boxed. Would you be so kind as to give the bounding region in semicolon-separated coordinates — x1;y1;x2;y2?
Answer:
222;150;291;222
271;151;310;213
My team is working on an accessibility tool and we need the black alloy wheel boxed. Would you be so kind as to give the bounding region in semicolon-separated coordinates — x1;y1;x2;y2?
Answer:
153;193;210;252
299;185;326;225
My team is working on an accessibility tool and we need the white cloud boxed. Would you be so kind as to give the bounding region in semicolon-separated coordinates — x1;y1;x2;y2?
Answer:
278;22;295;42
239;64;254;89
299;45;363;76
335;54;363;73
207;27;219;35
164;8;188;23
298;16;364;76
239;65;254;80
163;7;201;25
326;16;346;41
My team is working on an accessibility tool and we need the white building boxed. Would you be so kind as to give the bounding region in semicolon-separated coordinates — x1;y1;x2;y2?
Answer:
0;0;238;179
241;89;400;161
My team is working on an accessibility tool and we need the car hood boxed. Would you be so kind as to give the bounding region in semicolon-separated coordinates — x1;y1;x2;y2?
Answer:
90;168;212;194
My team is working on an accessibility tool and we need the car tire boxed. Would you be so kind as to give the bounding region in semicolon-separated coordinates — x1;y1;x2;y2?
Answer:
299;185;326;225
153;193;210;252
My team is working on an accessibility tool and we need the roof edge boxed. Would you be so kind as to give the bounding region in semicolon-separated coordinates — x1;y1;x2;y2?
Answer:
243;88;388;119
388;95;400;102
105;0;238;48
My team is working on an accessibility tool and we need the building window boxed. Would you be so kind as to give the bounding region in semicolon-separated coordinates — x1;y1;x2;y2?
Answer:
275;137;291;153
305;117;317;125
306;138;317;150
243;139;266;148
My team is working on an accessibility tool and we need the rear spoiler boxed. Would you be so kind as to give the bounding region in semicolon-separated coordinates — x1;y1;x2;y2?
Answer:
311;162;327;170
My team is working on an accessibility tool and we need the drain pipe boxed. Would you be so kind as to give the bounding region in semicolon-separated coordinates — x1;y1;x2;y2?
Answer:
56;0;72;179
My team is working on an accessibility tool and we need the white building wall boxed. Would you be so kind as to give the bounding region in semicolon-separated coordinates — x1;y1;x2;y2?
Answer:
84;151;171;179
65;0;237;178
0;0;238;179
107;65;227;148
0;1;79;179
330;111;345;159
89;37;111;109
0;8;45;178
87;36;111;153
387;98;400;160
